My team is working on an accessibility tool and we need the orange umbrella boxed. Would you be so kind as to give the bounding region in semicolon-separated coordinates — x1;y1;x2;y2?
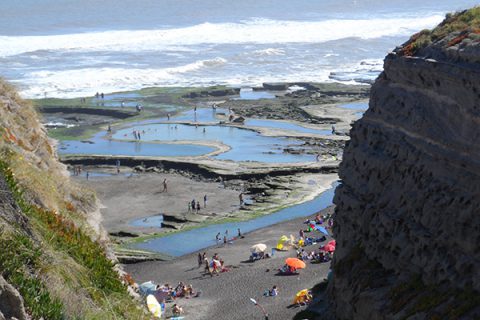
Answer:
285;258;306;269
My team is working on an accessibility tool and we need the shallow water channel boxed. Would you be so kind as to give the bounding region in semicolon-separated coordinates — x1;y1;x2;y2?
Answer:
132;184;337;257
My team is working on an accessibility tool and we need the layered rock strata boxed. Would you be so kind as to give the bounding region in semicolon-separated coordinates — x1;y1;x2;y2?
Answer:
329;11;480;319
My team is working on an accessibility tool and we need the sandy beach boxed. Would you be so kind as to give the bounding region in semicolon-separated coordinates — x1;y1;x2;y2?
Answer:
124;206;334;320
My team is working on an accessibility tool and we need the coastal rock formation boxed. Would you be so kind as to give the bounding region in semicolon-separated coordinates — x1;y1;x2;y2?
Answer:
329;8;480;319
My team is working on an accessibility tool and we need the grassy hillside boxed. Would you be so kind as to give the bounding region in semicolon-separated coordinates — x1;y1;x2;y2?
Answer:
399;6;480;57
0;78;149;319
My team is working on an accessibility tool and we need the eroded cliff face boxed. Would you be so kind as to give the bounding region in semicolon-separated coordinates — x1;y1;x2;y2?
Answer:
329;10;480;320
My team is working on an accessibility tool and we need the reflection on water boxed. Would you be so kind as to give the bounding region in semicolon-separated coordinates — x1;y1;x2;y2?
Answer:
132;183;337;256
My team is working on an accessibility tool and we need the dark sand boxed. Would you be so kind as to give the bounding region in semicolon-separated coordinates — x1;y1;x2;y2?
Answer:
125;206;334;320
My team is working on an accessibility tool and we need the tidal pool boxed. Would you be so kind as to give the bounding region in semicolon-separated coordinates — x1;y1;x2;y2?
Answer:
113;123;315;163
132;183;336;256
59;131;215;157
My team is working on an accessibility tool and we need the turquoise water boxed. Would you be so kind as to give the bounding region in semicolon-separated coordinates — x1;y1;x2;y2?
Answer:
112;123;315;163
245;119;330;135
59;132;215;157
132;184;337;256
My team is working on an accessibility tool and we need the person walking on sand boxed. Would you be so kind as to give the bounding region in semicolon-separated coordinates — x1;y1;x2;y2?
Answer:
161;178;168;193
203;194;207;208
198;253;202;268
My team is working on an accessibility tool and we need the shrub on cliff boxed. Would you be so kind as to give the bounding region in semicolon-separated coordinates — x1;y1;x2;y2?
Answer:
399;6;480;57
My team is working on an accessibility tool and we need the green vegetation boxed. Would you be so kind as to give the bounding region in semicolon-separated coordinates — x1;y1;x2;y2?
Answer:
0;226;64;319
0;78;148;319
0;160;148;319
400;6;480;56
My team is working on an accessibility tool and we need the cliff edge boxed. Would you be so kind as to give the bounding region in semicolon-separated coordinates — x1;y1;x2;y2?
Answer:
329;8;480;320
0;79;148;319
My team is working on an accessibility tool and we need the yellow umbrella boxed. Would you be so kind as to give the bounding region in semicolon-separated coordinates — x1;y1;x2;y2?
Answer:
146;294;162;318
293;289;312;304
276;235;290;250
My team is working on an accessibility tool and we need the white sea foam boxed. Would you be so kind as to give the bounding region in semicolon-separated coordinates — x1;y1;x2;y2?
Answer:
0;15;444;57
253;48;286;56
18;65;335;98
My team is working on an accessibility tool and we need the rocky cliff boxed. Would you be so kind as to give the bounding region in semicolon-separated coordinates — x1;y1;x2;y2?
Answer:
0;79;148;319
329;8;480;320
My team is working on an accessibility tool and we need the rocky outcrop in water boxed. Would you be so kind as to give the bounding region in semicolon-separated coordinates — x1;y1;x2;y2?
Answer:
329;8;480;319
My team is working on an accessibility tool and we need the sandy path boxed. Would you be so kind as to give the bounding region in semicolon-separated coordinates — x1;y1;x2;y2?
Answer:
125;206;334;320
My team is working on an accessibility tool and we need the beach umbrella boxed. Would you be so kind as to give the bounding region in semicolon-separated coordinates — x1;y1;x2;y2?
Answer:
327;240;336;247
139;281;157;296
315;226;329;236
293;289;311;304
285;257;306;269
323;243;335;252
276;235;290;250
146;294;162;318
250;243;267;253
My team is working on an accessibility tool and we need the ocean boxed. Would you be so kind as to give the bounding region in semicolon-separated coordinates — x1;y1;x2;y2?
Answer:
0;0;478;98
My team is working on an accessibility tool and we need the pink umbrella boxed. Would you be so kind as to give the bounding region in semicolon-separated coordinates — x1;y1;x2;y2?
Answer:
322;244;336;252
327;240;336;247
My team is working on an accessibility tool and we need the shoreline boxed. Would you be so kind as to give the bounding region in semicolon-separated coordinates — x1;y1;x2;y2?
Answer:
124;205;335;320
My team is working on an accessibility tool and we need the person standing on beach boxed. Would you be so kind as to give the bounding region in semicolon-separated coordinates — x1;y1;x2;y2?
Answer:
203;194;207;208
196;201;201;213
239;193;243;206
188;201;191;213
225;229;228;239
161;178;168;193
237;228;242;238
215;233;221;245
86;171;89;180
197;253;202;268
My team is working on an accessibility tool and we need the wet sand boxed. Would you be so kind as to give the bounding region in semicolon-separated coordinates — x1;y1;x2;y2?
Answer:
124;206;334;320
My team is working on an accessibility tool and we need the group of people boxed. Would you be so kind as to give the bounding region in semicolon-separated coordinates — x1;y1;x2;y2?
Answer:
188;195;207;213
297;248;332;263
215;228;242;246
71;165;83;176
201;252;229;276
132;129;144;140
